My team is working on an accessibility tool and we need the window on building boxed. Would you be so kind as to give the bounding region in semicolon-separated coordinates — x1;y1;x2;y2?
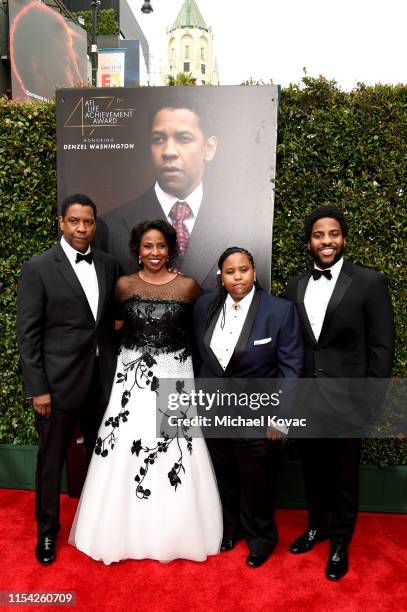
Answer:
201;80;205;85
185;45;190;59
201;64;206;74
183;62;190;72
201;47;205;61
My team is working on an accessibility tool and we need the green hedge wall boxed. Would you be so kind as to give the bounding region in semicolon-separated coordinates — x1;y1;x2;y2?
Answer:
1;78;406;465
273;78;407;377
0;99;57;444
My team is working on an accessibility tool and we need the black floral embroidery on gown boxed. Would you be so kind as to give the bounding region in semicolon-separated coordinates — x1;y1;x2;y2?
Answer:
94;274;201;499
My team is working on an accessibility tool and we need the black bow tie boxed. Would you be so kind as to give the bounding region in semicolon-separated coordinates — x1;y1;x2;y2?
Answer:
75;252;93;264
312;268;332;280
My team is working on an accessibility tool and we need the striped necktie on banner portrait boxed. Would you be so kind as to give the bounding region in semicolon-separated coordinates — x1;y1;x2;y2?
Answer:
169;201;192;256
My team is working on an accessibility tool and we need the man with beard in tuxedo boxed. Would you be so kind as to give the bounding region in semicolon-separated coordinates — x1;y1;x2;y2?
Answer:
286;205;394;580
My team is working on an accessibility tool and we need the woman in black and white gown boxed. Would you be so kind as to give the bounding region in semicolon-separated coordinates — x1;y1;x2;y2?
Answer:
69;220;222;564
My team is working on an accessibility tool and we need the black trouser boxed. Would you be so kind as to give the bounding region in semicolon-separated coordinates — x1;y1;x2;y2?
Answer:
299;438;361;547
35;362;106;537
207;437;279;555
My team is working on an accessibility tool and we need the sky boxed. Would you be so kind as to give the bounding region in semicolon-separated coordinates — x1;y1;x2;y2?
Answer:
135;0;407;90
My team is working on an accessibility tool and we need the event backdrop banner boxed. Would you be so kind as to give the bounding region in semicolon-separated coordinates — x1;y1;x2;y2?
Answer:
56;86;279;290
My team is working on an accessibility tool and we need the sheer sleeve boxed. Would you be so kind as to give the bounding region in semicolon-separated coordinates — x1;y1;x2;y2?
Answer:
117;274;201;356
117;274;201;304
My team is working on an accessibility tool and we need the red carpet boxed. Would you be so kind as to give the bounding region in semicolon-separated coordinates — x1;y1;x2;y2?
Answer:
1;489;406;611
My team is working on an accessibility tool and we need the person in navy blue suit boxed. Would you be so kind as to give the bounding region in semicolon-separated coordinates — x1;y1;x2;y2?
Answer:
194;247;303;568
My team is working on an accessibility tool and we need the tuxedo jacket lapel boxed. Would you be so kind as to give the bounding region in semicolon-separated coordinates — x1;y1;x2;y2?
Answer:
93;252;106;325
296;261;354;344
203;305;225;377
203;290;261;377
319;262;353;340
54;244;97;323
296;272;318;345
225;290;261;376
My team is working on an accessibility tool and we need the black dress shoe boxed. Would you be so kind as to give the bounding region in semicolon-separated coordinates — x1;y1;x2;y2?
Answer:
246;552;270;568
36;535;56;565
220;537;235;552
289;528;328;554
326;545;348;580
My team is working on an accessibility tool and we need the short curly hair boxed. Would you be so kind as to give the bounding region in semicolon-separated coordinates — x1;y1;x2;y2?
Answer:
129;219;178;269
304;205;348;241
148;93;214;137
61;193;97;218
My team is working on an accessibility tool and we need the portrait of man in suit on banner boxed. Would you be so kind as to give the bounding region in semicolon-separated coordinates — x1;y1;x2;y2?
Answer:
56;86;278;291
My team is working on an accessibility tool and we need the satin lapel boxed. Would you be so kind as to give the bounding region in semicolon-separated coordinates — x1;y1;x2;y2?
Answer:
224;290;261;377
54;244;94;320
93;252;106;325
296;272;317;345
319;263;353;340
203;304;226;377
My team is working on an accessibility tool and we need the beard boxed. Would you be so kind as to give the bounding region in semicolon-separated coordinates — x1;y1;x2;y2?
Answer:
311;242;345;269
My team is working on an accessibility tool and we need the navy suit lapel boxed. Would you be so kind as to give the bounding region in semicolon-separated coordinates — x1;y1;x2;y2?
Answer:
203;304;225;377
296;272;317;345
224;290;261;376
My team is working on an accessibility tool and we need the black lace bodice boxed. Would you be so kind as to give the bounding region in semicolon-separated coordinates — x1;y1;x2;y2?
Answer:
121;297;195;353
118;274;201;354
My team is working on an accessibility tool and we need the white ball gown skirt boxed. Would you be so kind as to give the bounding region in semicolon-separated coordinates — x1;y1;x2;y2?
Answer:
69;347;223;564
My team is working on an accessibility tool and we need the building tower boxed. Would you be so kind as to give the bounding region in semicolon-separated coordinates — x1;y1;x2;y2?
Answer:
163;0;219;85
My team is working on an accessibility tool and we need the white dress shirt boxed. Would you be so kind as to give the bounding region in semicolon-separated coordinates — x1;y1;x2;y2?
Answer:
60;237;99;321
210;287;255;370
154;182;203;234
304;257;344;341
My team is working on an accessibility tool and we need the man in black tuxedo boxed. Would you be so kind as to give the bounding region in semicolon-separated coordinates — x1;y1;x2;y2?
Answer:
96;96;271;290
286;205;394;580
16;194;120;565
